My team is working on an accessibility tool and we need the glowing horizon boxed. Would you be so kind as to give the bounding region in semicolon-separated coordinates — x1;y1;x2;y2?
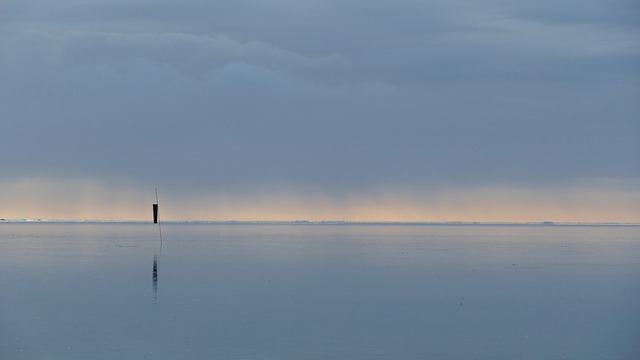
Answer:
2;177;638;223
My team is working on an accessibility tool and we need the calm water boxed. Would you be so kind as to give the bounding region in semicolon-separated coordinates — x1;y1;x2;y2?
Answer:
0;223;639;359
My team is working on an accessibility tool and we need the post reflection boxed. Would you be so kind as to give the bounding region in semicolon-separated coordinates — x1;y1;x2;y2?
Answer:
152;254;158;302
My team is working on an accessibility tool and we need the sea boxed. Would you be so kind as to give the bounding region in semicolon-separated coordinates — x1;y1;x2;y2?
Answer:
1;222;639;359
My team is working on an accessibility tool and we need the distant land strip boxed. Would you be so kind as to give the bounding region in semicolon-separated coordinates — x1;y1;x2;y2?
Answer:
0;219;638;226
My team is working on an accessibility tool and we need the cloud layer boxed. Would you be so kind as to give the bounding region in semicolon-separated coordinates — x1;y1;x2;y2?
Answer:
1;0;638;220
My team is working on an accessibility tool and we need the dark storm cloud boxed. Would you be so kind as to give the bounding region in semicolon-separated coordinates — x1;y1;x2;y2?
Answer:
1;0;638;198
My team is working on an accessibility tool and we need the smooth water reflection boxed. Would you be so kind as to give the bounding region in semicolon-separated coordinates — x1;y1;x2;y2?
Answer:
1;223;639;359
152;254;158;303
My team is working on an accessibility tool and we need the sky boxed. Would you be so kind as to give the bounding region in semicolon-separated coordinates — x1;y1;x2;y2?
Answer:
1;0;639;222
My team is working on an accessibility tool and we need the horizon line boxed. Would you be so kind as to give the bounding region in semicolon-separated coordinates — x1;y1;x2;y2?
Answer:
1;219;638;226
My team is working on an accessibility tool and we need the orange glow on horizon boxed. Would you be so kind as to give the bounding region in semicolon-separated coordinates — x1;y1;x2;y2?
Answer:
1;177;639;223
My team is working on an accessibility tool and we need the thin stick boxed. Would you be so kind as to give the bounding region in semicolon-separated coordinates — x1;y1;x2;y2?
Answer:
155;188;163;251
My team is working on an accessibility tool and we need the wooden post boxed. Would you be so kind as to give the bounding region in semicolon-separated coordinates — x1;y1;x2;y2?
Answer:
153;203;158;224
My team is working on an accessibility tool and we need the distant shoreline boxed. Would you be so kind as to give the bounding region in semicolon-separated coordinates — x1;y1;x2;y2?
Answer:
1;219;638;226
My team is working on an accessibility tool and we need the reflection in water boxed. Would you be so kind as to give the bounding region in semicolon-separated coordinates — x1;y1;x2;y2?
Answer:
152;216;162;303
152;254;158;303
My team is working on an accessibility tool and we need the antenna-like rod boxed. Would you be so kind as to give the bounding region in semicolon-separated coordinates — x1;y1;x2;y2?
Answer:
153;188;163;249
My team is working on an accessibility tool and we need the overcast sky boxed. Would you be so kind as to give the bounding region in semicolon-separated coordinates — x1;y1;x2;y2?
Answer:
1;0;639;221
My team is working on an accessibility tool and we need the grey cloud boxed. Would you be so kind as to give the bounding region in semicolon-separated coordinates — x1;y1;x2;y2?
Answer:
53;31;348;77
2;55;636;193
5;1;638;86
506;0;640;27
0;0;638;199
336;5;640;85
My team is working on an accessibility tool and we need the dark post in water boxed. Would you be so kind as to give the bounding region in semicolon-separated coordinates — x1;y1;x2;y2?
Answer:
153;203;158;224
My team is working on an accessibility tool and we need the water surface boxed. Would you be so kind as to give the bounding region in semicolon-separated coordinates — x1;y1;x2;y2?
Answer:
1;223;639;359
